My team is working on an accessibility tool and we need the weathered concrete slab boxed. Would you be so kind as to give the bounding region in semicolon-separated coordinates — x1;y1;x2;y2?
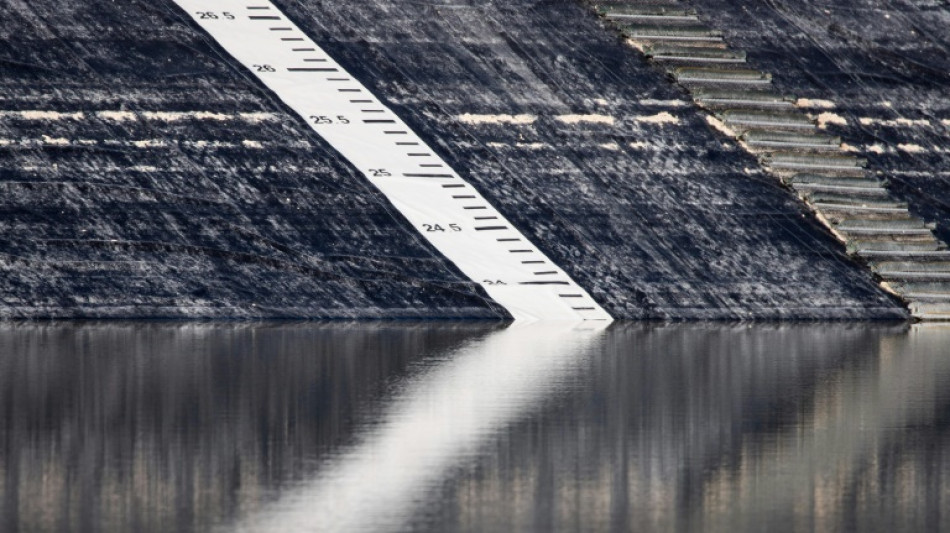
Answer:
0;0;908;319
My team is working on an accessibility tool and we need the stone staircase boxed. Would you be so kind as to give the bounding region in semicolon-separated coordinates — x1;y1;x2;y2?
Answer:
592;1;950;320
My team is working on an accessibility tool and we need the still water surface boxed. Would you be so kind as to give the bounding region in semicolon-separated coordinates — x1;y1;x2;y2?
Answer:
1;321;948;532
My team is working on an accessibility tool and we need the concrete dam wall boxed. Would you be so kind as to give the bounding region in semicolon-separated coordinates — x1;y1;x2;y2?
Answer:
2;0;946;320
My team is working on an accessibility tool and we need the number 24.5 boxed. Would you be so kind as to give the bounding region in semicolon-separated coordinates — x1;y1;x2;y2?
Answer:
423;224;461;232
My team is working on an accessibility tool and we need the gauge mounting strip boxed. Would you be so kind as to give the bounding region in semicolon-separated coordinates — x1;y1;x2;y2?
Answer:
172;1;611;321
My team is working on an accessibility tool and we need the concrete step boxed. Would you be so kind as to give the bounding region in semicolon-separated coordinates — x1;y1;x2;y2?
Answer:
646;45;746;63
879;271;950;283
907;293;950;301
770;153;865;167
867;261;950;272
795;184;891;199
909;298;950;320
835;217;931;229
890;281;950;296
693;89;796;110
672;67;771;85
841;230;937;245
807;192;905;208
597;5;699;22
857;250;950;262
744;130;840;150
622;24;723;42
837;227;934;239
911;310;950;321
789;174;885;189
822;207;922;221
848;239;945;253
721;110;816;131
765;153;867;172
815;203;915;221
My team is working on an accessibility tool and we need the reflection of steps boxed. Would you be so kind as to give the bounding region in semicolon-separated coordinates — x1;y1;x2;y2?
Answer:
592;1;950;320
695;323;950;529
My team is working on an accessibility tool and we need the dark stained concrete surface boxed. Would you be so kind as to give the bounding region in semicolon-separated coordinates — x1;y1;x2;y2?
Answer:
0;0;915;319
690;0;950;246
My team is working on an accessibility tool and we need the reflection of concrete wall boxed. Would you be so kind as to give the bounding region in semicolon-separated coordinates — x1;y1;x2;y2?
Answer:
4;323;946;532
0;322;495;533
430;324;950;533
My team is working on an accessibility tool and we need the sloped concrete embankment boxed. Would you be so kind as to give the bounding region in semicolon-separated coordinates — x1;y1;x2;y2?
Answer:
591;0;950;319
0;0;908;319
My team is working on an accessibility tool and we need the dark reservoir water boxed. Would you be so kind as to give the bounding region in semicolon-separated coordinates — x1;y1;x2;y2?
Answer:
1;321;949;532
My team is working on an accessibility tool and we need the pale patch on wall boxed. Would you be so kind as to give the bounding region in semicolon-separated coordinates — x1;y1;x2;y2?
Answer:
97;111;137;121
457;114;537;125
0;137;172;148
624;39;646;52
556;114;616;125
640;99;689;107
705;115;736;137
796;98;836;109
812;112;847;128
132;139;169;148
40;135;70;146
858;117;931;127
140;111;277;123
3;110;85;120
515;142;547;150
897;143;927;153
1;110;278;123
635;112;679;125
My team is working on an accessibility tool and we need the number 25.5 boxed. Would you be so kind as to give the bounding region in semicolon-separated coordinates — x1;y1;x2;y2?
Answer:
309;115;350;125
196;11;234;20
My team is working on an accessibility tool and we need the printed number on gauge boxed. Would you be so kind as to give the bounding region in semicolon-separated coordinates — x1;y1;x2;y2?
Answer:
196;11;235;20
483;280;506;285
254;64;276;73
423;224;462;232
310;115;351;125
369;169;391;177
